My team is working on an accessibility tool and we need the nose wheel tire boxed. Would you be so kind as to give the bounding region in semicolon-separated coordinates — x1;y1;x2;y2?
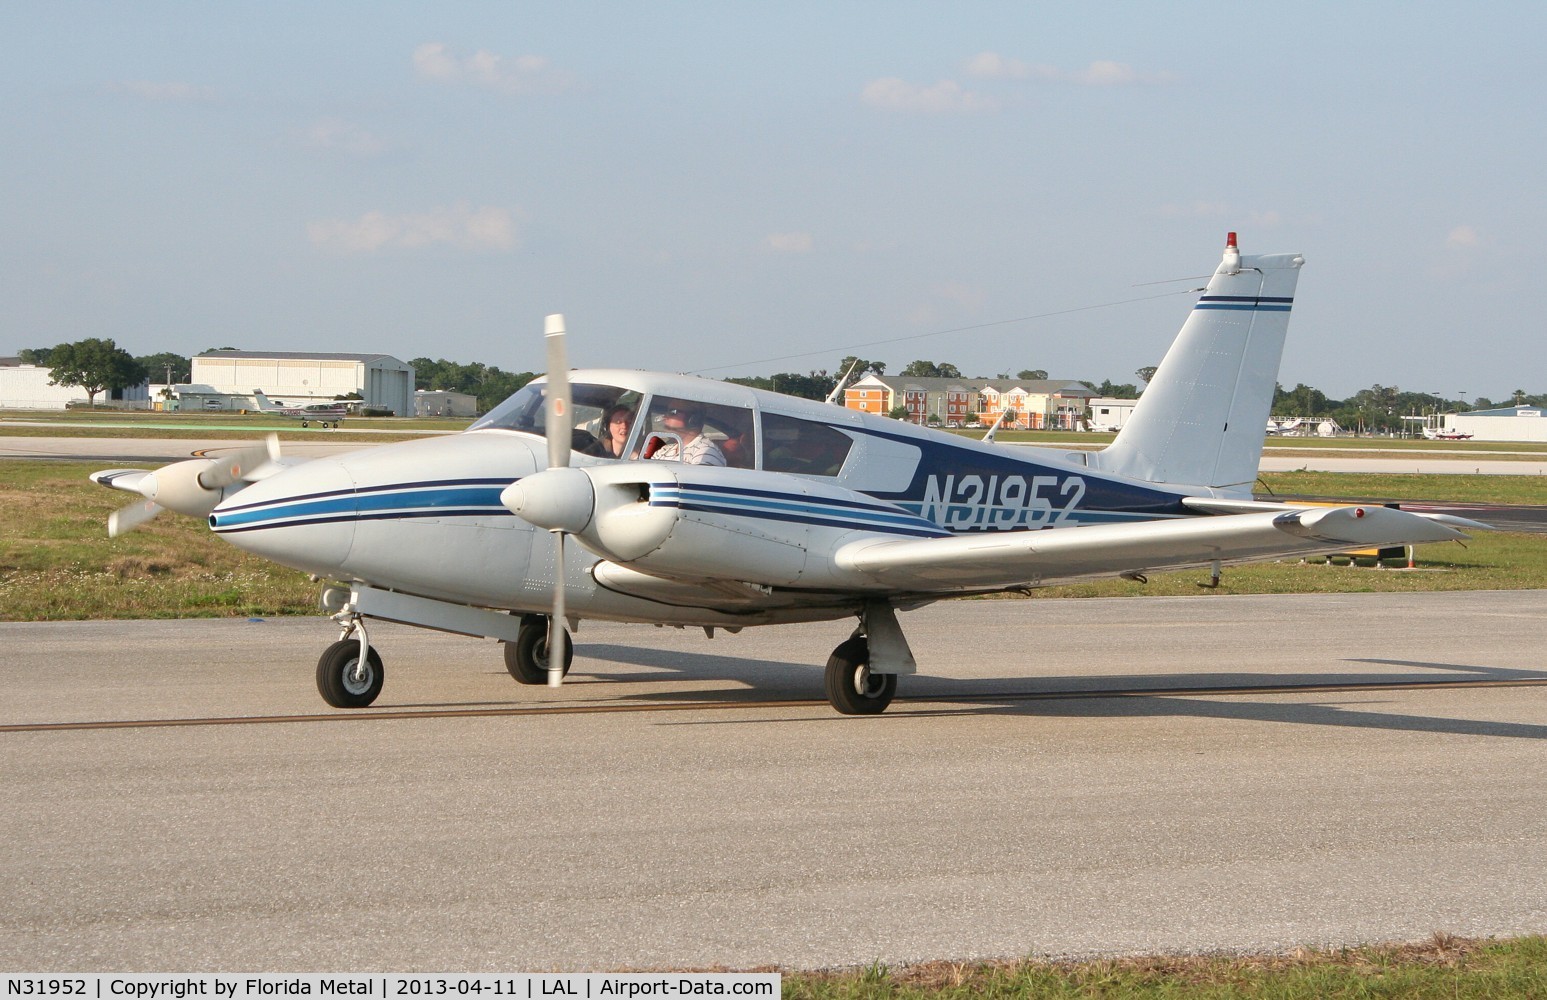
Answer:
317;639;384;708
505;616;574;685
824;636;896;715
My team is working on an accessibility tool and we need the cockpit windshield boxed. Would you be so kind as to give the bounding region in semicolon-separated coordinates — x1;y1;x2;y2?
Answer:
471;379;770;469
470;382;645;459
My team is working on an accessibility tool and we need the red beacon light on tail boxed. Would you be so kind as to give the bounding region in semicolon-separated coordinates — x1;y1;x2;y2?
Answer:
1221;230;1242;274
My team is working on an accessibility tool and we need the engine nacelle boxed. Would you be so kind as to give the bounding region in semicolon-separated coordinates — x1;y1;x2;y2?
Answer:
507;462;939;588
138;458;232;517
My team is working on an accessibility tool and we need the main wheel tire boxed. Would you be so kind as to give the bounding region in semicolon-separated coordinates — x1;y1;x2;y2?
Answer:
316;638;384;708
824;636;896;715
300;419;309;427
505;618;574;684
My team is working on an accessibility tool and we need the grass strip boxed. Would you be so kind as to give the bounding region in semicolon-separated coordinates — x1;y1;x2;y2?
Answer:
4;462;1546;621
782;934;1547;999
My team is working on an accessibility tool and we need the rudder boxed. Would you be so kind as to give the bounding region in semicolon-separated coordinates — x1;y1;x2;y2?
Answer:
1094;234;1303;494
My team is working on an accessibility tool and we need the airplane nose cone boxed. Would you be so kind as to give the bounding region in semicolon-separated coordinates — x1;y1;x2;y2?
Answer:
501;467;595;534
210;457;357;575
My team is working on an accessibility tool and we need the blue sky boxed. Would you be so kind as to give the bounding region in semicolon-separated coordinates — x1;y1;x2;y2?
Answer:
2;2;1541;399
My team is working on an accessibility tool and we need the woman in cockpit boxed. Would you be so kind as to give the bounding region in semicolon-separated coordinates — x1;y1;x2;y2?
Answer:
596;404;634;458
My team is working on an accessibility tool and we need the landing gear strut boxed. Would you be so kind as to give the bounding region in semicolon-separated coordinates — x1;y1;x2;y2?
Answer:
316;639;383;707
317;611;383;708
823;600;914;715
824;636;897;715
504;614;573;684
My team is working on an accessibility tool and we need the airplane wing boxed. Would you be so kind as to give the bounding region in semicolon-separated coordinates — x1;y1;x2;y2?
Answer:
831;505;1469;592
89;469;153;494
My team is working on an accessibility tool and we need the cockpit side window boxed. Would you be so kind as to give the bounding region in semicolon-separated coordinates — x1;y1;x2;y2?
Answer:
761;412;854;477
638;396;756;468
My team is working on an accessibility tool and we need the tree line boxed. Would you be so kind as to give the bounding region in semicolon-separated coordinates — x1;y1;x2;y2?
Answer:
17;337;1545;426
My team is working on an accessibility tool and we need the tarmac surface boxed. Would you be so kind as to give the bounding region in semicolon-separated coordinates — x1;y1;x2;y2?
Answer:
5;592;1547;971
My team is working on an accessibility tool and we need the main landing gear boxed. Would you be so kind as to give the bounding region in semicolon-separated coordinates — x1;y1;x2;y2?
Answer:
822;600;916;715
503;614;574;685
824;636;895;715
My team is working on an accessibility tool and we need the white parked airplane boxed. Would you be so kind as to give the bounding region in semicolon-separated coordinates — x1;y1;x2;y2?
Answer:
253;390;349;428
91;234;1486;714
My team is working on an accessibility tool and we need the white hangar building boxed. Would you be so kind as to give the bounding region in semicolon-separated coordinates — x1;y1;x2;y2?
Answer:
0;359;149;409
1441;405;1547;442
191;351;414;416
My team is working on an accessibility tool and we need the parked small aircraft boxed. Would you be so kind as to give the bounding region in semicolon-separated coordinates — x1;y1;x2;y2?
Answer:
92;234;1486;714
253;390;348;428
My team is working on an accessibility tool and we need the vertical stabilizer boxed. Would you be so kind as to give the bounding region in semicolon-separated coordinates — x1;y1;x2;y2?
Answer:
1094;234;1303;494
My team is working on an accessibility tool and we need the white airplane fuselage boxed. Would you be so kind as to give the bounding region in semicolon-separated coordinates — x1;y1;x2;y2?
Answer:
210;370;1193;628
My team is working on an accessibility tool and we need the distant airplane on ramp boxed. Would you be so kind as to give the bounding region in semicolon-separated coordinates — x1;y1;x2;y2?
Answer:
252;390;348;429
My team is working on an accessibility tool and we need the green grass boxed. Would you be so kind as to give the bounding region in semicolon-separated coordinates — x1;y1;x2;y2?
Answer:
783;935;1547;999
1258;471;1547;505
1;460;315;620
5;462;1547;621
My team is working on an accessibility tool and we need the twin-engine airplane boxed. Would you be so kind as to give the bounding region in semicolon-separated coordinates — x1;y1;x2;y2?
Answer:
92;234;1486;714
253;390;349;428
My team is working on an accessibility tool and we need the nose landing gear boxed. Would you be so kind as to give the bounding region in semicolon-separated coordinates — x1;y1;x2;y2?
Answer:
317;611;383;708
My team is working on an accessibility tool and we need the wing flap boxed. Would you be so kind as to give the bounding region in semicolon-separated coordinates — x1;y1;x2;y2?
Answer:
833;506;1467;591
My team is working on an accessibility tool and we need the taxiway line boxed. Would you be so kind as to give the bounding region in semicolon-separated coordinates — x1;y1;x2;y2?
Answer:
5;676;1545;734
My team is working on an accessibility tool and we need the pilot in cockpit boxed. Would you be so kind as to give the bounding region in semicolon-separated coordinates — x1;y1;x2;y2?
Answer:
648;404;726;466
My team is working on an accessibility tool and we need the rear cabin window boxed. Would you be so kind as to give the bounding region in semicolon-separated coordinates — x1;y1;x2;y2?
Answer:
761;413;853;477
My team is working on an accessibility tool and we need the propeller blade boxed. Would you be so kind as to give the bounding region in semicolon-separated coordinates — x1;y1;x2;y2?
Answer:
548;529;567;687
544;314;572;471
198;434;281;489
109;499;162;538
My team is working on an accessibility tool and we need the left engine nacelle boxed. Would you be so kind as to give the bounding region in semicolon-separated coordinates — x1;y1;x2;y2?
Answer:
138;458;236;517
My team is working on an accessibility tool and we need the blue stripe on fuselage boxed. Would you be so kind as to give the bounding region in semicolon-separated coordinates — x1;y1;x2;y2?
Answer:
840;425;1188;533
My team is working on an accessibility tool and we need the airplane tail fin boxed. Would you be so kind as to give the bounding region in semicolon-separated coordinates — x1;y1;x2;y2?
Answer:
252;389;276;411
1093;234;1303;495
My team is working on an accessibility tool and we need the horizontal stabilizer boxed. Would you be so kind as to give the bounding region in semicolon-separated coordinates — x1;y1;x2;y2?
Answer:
1180;496;1495;532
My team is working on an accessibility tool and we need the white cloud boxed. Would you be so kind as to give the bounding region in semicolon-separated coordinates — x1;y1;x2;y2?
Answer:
963;52;1041;80
934;280;986;311
307;204;518;254
905;281;986;328
1447;225;1481;248
305;119;388;157
767;232;814;253
1158;201;1231;219
113;80;216;102
412;42;576;96
964;53;1173;86
860;77;996;113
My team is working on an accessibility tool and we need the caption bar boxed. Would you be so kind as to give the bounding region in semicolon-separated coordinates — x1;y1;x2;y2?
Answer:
4;977;779;1000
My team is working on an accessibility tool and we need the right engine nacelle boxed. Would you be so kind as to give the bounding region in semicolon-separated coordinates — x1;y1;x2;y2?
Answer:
506;462;942;588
